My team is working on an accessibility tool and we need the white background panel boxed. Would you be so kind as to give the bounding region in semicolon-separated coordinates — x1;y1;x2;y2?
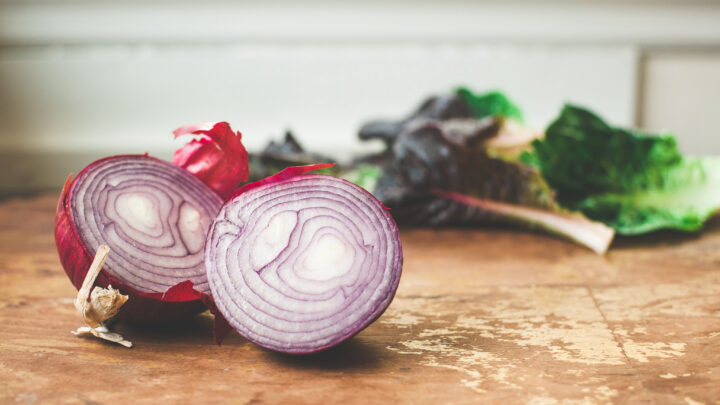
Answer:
2;0;720;195
642;54;720;155
0;45;636;154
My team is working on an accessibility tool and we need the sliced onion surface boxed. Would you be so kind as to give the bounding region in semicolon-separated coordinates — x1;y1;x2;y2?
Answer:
205;174;403;353
67;155;223;294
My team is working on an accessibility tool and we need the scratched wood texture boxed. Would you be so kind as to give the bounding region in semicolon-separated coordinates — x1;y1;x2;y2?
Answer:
1;194;719;404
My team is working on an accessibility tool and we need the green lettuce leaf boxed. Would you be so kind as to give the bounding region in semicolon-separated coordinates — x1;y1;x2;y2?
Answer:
576;158;720;234
524;104;720;234
340;164;382;192
455;87;524;123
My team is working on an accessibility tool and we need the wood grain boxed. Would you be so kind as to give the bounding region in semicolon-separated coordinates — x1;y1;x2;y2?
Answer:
1;194;719;404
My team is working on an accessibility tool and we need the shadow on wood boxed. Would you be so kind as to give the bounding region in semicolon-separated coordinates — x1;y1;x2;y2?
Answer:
264;337;384;371
110;312;226;345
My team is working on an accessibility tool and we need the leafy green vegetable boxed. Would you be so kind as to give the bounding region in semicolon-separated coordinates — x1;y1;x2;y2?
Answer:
247;131;338;182
575;158;720;234
340;164;382;192
370;121;614;254
523;105;681;197
455;87;524;123
524;104;720;234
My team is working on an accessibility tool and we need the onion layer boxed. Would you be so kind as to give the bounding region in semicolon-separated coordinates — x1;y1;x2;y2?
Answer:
205;166;403;353
55;155;223;321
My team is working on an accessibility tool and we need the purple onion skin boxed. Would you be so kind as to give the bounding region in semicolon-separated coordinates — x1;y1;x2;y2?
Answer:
54;155;209;322
206;166;403;354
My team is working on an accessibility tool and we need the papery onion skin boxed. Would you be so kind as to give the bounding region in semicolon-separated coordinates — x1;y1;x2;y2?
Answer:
205;165;403;353
55;155;221;322
173;122;249;199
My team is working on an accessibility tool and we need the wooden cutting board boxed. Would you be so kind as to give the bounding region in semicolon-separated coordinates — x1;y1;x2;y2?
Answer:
1;194;718;404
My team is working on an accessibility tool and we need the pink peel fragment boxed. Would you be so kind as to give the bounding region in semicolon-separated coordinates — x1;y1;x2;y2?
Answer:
172;122;215;137
172;122;249;199
198;293;233;345
160;280;232;345
229;163;336;200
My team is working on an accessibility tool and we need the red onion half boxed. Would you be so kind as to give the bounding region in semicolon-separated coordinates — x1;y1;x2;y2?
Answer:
55;155;223;321
204;164;403;353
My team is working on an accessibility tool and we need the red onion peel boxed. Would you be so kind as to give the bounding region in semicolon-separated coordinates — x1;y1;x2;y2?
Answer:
173;122;249;199
229;162;336;198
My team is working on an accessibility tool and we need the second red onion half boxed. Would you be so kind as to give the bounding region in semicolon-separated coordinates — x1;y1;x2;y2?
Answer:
204;165;404;353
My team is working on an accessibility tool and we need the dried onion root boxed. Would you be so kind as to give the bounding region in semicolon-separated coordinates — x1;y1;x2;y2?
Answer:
71;245;133;348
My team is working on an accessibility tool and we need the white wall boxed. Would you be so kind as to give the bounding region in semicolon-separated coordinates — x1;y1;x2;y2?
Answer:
642;53;720;155
1;1;720;195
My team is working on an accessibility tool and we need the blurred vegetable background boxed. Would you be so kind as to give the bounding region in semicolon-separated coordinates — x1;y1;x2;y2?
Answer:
250;87;720;252
2;0;720;205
